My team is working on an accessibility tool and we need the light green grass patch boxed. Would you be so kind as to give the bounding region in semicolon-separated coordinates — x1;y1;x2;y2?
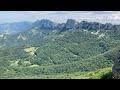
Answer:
29;65;39;67
24;47;38;55
10;61;19;67
71;67;112;79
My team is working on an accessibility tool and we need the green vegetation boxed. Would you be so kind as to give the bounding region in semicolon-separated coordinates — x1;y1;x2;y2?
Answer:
71;67;113;79
24;47;38;55
0;28;120;79
0;67;113;79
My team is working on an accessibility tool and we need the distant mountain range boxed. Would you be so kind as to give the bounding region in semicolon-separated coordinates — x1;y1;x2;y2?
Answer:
0;21;32;35
0;19;119;35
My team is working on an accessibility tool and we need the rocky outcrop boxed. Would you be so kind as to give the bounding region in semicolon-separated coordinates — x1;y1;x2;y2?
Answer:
57;23;65;30
104;23;113;30
65;19;79;29
112;50;120;78
79;21;117;30
33;19;58;30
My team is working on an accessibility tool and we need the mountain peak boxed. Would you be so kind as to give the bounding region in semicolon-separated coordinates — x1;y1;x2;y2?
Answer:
65;19;79;29
33;19;58;30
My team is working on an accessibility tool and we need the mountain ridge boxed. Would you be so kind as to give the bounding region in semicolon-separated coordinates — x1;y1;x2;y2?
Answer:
33;19;119;31
0;19;119;36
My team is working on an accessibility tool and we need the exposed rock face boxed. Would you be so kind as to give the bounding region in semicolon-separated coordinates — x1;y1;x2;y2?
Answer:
92;22;101;30
104;23;113;30
79;21;89;29
40;19;58;29
65;19;78;29
57;23;65;30
33;19;58;29
112;50;120;78
79;21;116;30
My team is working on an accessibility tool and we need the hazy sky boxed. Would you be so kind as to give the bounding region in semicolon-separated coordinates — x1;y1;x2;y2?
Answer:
0;11;120;24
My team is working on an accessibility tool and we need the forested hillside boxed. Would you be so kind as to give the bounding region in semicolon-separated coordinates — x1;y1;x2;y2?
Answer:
0;19;120;79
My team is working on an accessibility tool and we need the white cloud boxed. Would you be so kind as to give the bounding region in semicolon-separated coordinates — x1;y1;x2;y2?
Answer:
0;11;120;24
